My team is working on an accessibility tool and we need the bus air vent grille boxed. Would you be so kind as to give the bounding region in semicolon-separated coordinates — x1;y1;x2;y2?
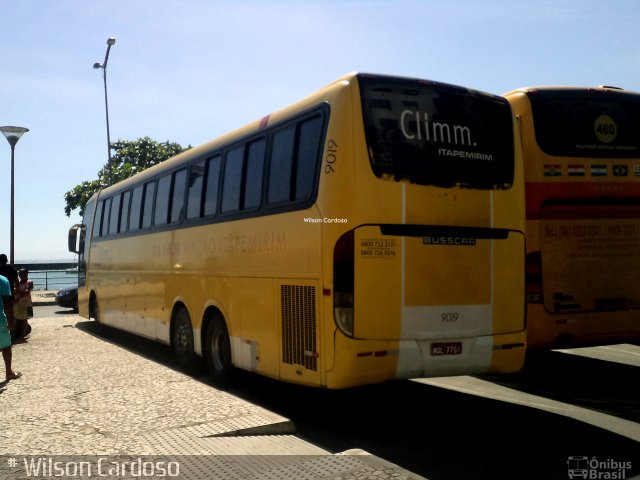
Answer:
281;285;317;371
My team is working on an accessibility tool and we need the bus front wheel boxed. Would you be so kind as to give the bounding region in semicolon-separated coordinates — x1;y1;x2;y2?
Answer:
172;307;196;369
89;294;99;322
205;315;234;385
89;293;103;333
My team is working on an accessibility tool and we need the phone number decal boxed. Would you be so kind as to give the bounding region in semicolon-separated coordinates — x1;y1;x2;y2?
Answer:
359;238;397;259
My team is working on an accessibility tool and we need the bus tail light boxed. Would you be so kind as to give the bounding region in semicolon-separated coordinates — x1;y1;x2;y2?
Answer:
525;251;543;303
333;230;354;337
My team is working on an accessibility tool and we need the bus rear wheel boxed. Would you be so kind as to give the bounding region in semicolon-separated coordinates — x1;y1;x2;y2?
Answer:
205;315;234;385
172;307;196;369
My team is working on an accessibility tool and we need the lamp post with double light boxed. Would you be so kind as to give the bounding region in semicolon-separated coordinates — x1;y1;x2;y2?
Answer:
93;36;116;186
0;126;29;265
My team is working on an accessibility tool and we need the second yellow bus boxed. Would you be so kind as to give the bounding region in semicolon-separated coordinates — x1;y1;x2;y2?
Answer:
505;85;640;350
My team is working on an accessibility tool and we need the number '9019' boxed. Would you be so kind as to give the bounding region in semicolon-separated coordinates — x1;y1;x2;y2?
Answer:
325;139;337;173
441;312;459;323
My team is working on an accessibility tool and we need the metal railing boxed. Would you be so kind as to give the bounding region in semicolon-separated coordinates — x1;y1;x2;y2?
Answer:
28;270;78;291
15;263;78;291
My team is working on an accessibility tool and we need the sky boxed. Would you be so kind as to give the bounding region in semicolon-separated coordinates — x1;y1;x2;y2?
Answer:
1;0;639;262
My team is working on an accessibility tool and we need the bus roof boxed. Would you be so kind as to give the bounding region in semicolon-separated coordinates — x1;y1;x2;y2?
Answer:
504;85;640;96
99;71;508;197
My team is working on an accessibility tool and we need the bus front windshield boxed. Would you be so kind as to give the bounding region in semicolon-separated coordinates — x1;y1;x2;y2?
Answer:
359;75;514;190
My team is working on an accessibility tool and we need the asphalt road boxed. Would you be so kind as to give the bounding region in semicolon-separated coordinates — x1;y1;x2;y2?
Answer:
225;348;640;479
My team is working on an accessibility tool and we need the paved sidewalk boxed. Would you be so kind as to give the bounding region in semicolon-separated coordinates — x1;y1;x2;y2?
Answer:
0;316;425;479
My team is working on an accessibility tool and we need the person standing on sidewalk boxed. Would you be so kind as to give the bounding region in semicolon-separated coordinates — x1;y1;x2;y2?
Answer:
0;254;18;342
0;273;21;381
0;253;17;295
13;268;33;342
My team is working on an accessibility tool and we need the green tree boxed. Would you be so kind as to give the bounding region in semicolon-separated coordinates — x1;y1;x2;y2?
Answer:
64;137;190;217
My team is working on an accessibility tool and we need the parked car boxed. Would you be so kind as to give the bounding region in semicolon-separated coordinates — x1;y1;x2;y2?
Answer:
55;286;78;311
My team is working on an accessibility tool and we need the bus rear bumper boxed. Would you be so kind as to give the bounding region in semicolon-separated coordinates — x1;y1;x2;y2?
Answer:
395;332;525;378
326;332;525;389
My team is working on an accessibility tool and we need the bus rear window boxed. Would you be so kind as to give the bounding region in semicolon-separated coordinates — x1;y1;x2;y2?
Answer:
528;89;640;158
359;75;514;189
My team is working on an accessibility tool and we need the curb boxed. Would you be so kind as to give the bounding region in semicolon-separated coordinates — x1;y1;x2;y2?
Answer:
31;291;58;307
32;300;57;306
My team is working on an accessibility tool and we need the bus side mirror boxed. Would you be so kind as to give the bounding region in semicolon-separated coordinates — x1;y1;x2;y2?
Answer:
68;224;85;254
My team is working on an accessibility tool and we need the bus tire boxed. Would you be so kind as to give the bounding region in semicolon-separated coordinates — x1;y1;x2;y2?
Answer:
172;307;196;370
89;293;103;333
205;315;234;385
89;293;99;322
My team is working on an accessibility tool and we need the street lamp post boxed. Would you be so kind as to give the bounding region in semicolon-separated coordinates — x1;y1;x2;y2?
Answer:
0;126;29;265
93;36;116;186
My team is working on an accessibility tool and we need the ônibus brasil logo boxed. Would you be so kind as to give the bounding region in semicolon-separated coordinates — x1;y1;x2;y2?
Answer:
567;456;632;479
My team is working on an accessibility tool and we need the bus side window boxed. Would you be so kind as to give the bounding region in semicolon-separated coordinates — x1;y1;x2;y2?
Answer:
221;146;244;213
108;194;121;236
203;155;221;217
129;185;143;231
155;174;172;226
268;126;295;205
295;115;323;201
170;168;188;224
186;160;205;219
244;138;265;210
93;200;104;238
120;190;131;234
102;197;112;237
142;181;156;229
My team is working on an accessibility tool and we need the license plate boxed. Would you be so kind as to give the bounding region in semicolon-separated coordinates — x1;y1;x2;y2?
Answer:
431;342;463;356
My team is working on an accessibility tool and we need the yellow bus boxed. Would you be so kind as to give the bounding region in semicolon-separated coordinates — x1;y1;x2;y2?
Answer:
69;72;526;389
505;85;640;350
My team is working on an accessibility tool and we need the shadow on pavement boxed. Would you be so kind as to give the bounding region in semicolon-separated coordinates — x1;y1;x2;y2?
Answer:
74;319;640;480
482;349;640;423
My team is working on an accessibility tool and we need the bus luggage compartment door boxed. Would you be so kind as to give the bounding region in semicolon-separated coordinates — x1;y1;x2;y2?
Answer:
351;225;524;340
